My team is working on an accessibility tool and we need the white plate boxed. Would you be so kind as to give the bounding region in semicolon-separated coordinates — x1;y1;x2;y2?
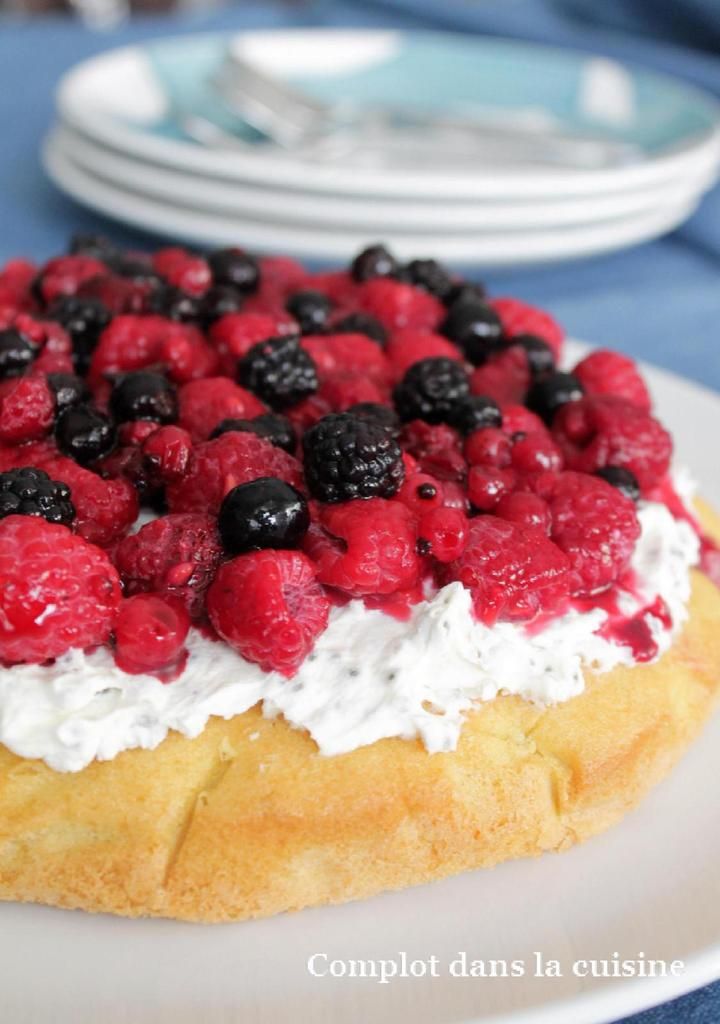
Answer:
56;29;720;199
1;345;719;1024
49;123;719;233
42;138;704;265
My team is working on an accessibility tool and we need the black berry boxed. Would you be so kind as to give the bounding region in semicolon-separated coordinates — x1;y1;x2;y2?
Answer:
595;466;641;502
110;371;178;424
443;281;487;308
47;295;111;374
332;311;387;346
440;302;503;365
0;467;75;526
208;248;260;293
0;329;35;379
198;285;244;326
286;290;332;334
148;284;200;322
511;334;555;377
347;401;401;438
210;412;297;454
401;259;454;300
238;336;318;410
218;477;309;555
526;371;584;424
68;233;116;262
303;412;404;503
350;244;398;283
55;405;117;465
47;373;90;414
393;357;470;424
447;395;503;435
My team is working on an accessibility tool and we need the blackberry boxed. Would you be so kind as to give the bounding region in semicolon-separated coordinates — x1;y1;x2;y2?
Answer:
443;281;487;308
346;402;401;438
208;248;260;293
0;467;75;526
198;285;244;326
148;284;200;322
303;412;404;503
110;371;178;424
595;466;641;502
401;259;454;300
440;301;503;365
511;334;555;377
47;295;112;374
448;395;503;435
350;243;398;283
108;256;159;284
47;372;90;414
332;311;387;346
55;405;117;465
285;290;332;334
0;328;35;379
238;336;318;410
210;412;297;454
218;477;309;555
526;371;584;424
393;357;470;425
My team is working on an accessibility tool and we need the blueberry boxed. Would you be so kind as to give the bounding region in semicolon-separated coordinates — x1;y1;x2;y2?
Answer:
448;395;503;435
55;405;117;465
332;311;387;346
442;281;487;308
440;302;503;365
198;285;244;326
47;295;112;374
208;248;260;293
149;284;200;322
350;244;398;283
510;334;555;377
526;371;584;424
210;412;297;454
47;373;90;414
0;329;34;378
595;466;641;502
285;290;332;334
218;477;309;555
110;371;178;424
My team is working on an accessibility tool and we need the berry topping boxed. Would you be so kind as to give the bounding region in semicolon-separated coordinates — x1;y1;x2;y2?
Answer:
0;328;34;378
285;290;332;334
385;328;462;380
490;296;564;361
447;394;503;435
210;411;297;453
113;594;190;677
152;247;211;297
178;376;265;442
47;295;112;373
332;311;387;345
219;477;310;555
0;467;75;526
469;345;530;406
238;335;318;410
444;281;486;308
356;278;444;333
573;349;651;412
0;375;55;443
55;404;117;465
440;301;503;365
495;491;551;532
510;334;556;377
198;284;244;326
207;550;329;675
526;370;584;424
302;412;404;503
0;514;121;664
148;285;200;323
595;465;641;502
208;248;260;293
402;258;454;300
346;401;401;437
47;372;90;413
417;505;468;562
351;243;398;282
110;371;178;424
394;357;470;425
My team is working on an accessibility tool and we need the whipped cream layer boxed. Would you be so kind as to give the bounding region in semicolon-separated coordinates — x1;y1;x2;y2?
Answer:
0;497;699;773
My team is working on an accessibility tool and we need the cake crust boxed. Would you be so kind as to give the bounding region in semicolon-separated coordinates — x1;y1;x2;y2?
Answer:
0;503;719;923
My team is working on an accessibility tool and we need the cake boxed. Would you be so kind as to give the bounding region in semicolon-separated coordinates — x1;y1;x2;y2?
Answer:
0;239;718;922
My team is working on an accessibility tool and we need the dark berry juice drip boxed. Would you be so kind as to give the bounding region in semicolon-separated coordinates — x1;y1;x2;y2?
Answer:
599;597;671;663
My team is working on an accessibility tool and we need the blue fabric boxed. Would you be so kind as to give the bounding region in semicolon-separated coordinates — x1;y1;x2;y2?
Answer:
0;6;718;1019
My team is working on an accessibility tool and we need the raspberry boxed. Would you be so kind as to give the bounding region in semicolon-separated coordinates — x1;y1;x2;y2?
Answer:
238;335;318;410
207;550;329;675
500;403;546;437
141;425;193;482
510;430;563;474
301;333;390;387
385;329;462;381
318;373;386;411
307;499;421;596
0;259;36;311
445;516;572;624
178;377;265;441
464;427;512;468
113;594;190;677
417;506;467;562
166;431;303;514
152;248;211;297
401;420;466;481
489;297;564;361
469;346;530;406
573;350;651;412
552;396;672;492
0;466;75;525
394;357;470;424
356;278;444;333
545;471;640;596
37;454;139;546
0;376;54;443
209;312;291;375
89;315;218;387
495;491;551;533
0;515;121;664
35;256;107;306
77;273;155;316
257;255;305;296
115;513;223;619
467;465;516;510
303;412;404;503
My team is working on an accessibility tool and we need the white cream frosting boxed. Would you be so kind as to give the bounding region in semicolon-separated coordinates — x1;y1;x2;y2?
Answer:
0;497;699;773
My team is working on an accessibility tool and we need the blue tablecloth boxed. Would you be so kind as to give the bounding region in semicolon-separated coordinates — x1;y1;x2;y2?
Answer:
0;4;718;1022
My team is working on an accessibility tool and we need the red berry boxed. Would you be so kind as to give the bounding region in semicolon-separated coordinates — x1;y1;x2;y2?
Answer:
445;516;572;624
152;247;211;297
318;373;386;411
301;332;390;387
0;376;54;443
501;403;549;437
298;269;356;305
417;506;468;562
490;297;564;361
141;425;193;482
115;513;223;619
207;550;329;676
469;346;530;406
89;315;218;387
467;465;516;511
495;491;551;533
38;454;139;547
178;377;265;441
510;430;563;474
396;471;444;513
573;349;651;412
166;431;303;514
552;395;672;492
36;256;107;305
356;278;444;333
464;427;512;468
0;515;121;664
209;312;292;375
400;420;466;481
77;273;154;315
545;471;641;596
385;329;462;381
113;594;190;677
306;498;421;597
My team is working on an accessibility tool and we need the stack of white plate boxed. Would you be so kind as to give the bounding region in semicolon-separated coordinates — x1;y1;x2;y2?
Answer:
44;29;720;266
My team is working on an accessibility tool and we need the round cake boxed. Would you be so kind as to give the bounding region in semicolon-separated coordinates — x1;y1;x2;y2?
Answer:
0;239;718;922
